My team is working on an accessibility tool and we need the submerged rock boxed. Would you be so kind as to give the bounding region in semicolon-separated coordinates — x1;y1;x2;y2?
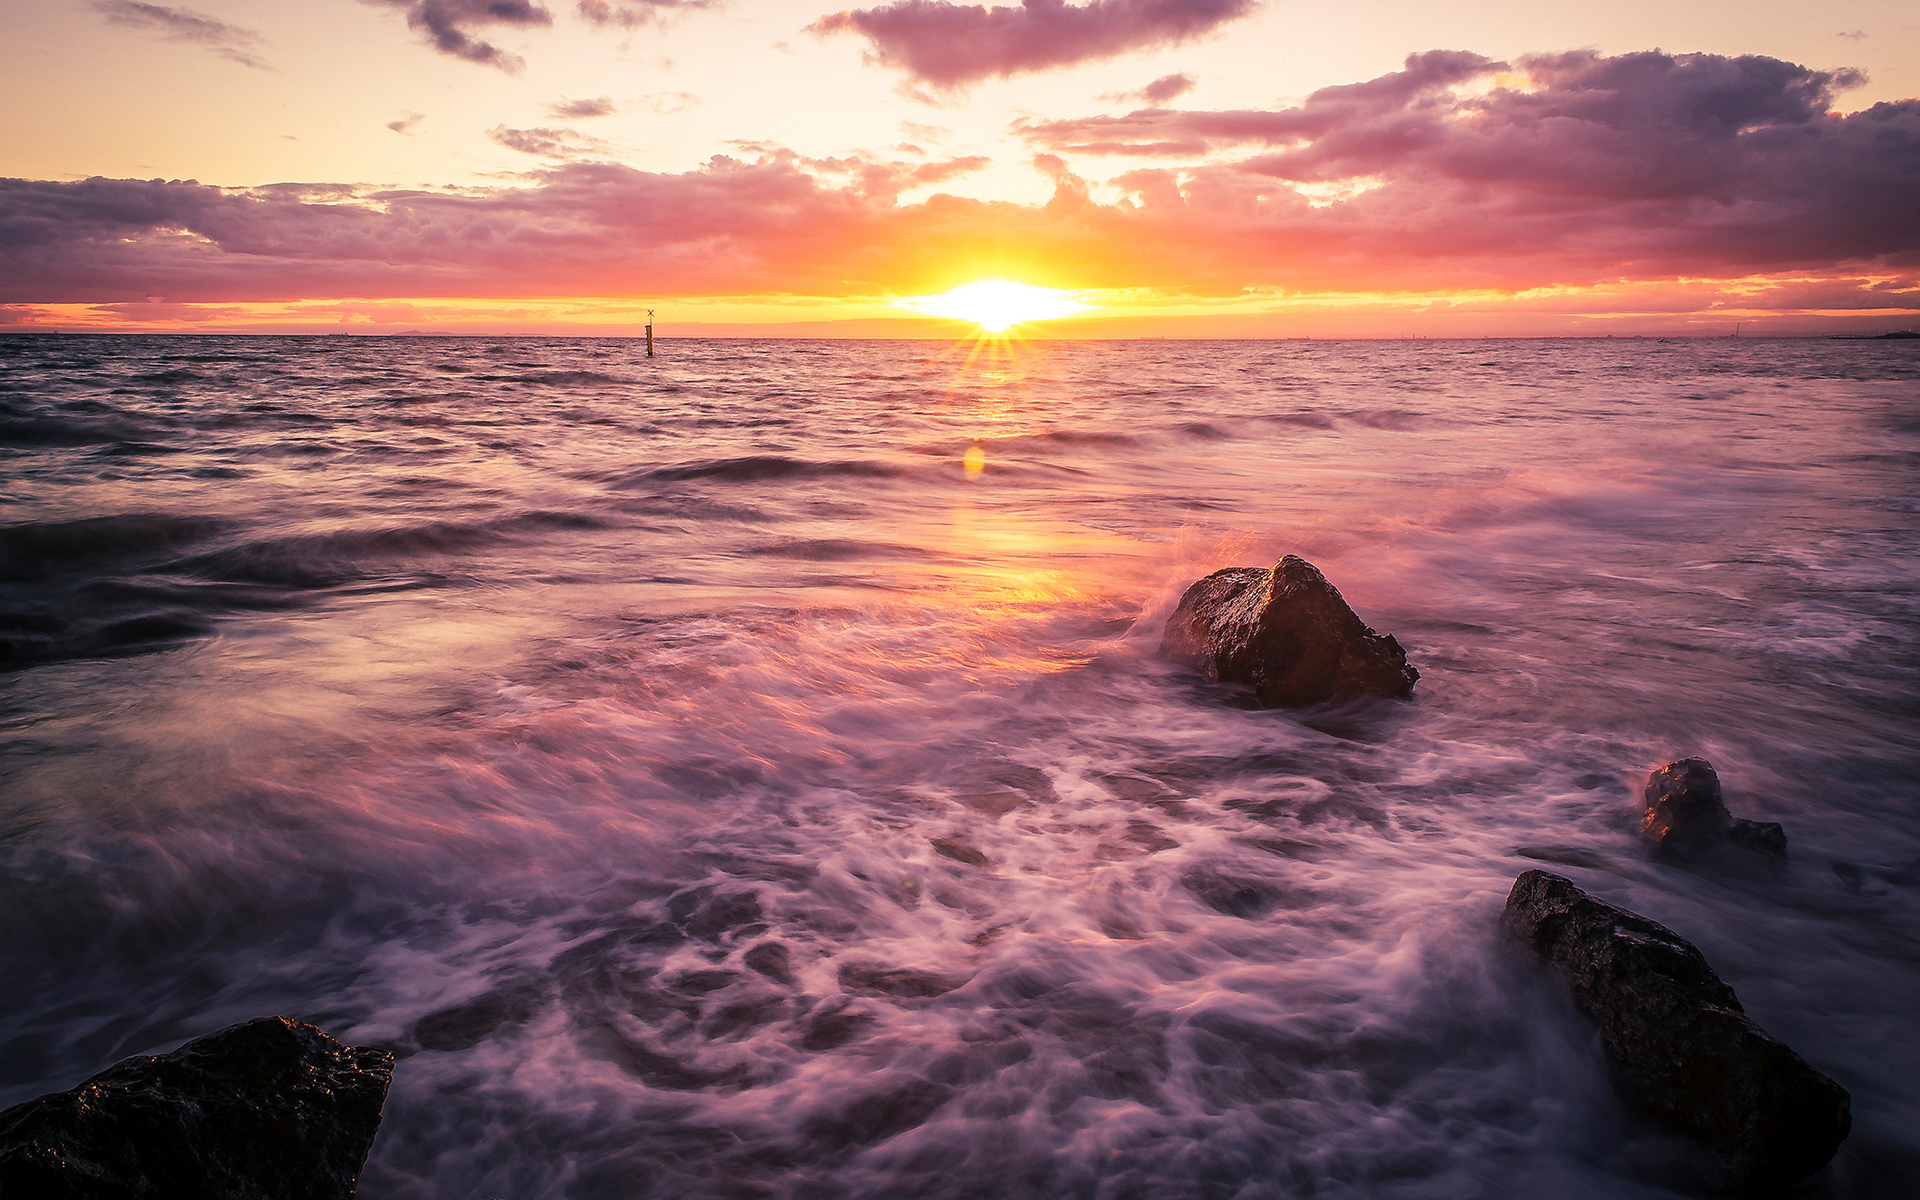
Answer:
1160;556;1416;707
0;1015;394;1200
1643;757;1787;861
1503;870;1849;1192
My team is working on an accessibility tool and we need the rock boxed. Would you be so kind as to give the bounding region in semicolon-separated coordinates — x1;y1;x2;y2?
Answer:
930;837;988;866
1160;556;1416;707
743;942;795;985
412;985;542;1052
1503;870;1850;1192
836;962;965;998
0;1016;394;1200
1643;758;1787;861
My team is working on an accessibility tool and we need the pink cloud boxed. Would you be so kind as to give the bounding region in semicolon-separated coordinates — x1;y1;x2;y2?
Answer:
811;0;1257;89
2;51;1915;306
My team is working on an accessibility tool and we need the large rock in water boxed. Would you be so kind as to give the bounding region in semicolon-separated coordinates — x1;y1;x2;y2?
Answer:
1160;555;1417;706
1503;870;1849;1192
0;1016;394;1200
1643;757;1788;861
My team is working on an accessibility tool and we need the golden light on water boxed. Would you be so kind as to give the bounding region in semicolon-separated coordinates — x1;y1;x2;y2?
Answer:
899;280;1089;332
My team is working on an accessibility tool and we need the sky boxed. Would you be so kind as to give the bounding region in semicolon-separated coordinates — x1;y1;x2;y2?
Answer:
1;0;1916;336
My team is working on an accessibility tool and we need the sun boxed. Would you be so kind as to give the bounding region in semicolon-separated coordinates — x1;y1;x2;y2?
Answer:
899;280;1088;332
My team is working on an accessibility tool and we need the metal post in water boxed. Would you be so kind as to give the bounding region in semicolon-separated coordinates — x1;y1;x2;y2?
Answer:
645;309;655;358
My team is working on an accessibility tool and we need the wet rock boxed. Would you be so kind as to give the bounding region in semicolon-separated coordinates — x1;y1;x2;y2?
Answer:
799;1079;952;1153
1643;758;1788;862
837;962;965;998
930;837;987;866
413;985;543;1052
0;1016;392;1200
742;942;794;985
668;887;765;940
1181;868;1287;919
1160;555;1417;707
797;1003;874;1051
671;969;740;995
704;997;787;1039
573;1015;747;1091
1503;870;1850;1192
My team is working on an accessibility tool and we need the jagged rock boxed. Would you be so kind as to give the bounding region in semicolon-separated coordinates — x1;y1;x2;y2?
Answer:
1643;758;1787;861
0;1016;393;1200
1504;870;1850;1192
1160;555;1416;707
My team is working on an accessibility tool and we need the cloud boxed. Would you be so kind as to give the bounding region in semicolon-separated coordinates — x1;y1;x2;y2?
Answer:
640;91;700;114
810;0;1258;89
549;96;617;118
576;0;710;28
91;1;269;69
900;121;952;143
488;126;617;159
1102;71;1194;104
388;112;427;133
2;51;1914;309
1137;71;1194;102
363;0;553;72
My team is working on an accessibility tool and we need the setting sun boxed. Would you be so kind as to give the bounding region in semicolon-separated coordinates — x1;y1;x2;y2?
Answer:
899;280;1088;332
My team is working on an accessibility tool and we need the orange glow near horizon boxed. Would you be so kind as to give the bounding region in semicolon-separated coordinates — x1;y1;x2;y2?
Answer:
898;280;1089;333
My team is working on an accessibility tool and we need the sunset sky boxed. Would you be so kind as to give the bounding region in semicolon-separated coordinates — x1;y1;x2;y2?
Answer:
3;0;1916;335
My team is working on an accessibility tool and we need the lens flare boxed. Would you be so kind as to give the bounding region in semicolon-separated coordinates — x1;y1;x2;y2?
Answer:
900;280;1088;332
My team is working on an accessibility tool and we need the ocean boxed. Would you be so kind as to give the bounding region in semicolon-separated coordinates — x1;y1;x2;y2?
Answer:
1;333;1916;1198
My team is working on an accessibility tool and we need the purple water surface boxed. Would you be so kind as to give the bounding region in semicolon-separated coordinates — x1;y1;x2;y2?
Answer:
2;334;1916;1198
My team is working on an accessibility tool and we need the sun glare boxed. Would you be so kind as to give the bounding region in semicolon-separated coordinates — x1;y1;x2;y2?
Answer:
900;280;1087;332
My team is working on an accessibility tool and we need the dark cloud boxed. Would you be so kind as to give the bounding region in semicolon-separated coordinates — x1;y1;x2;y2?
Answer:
387;112;427;133
549;96;617;118
488;126;617;159
1019;48;1496;156
91;1;269;69
1137;71;1193;102
1102;71;1194;104
2;51;1913;306
576;0;711;27
811;0;1258;89
364;0;553;72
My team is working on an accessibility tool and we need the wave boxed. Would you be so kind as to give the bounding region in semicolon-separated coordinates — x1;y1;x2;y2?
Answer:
0;411;167;449
741;538;938;562
603;456;906;487
0;509;608;671
476;371;629;387
0;513;233;581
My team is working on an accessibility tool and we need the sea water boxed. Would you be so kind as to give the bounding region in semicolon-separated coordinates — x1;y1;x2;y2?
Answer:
1;334;1916;1198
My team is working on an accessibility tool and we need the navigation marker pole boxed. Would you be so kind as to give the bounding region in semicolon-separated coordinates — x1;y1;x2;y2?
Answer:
646;310;655;358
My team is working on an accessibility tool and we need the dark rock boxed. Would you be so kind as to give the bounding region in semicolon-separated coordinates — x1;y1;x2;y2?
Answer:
742;942;794;985
1503;870;1850;1192
836;962;964;998
798;1004;873;1051
1643;758;1788;861
667;887;764;941
1730;818;1788;858
930;837;987;866
1160;555;1417;707
799;1079;952;1153
1181;868;1286;919
0;1016;393;1200
413;985;542;1052
572;1015;746;1091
